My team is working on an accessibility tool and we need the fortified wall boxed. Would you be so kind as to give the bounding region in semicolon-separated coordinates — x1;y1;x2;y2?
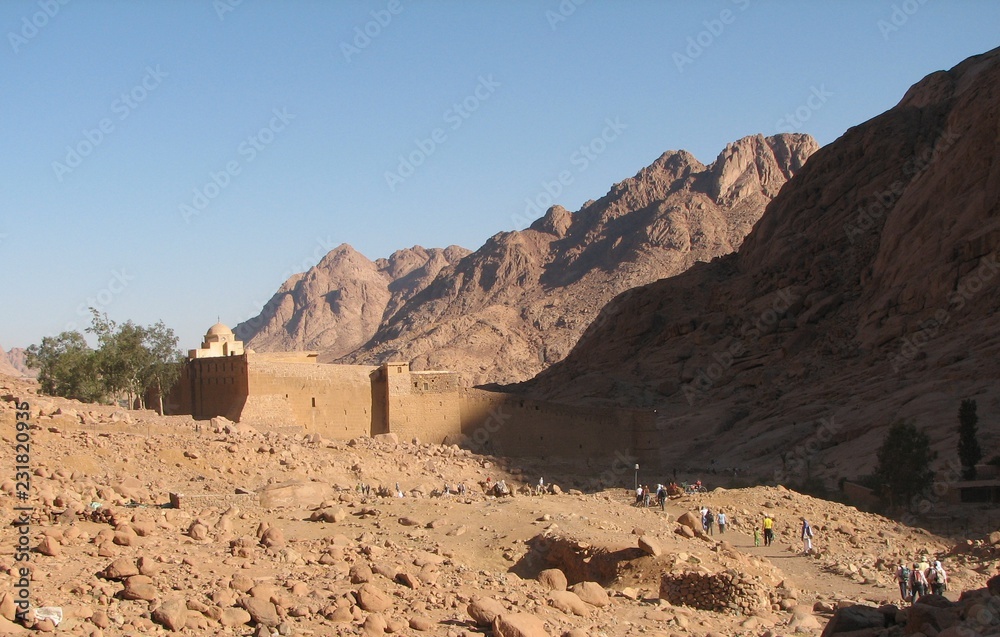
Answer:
165;323;659;465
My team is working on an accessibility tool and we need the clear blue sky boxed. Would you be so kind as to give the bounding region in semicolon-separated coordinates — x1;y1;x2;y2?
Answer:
2;0;998;350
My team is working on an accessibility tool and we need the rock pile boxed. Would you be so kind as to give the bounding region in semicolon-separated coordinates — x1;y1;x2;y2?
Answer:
658;569;769;614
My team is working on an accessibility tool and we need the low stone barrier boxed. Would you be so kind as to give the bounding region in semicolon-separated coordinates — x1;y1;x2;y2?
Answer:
658;569;768;614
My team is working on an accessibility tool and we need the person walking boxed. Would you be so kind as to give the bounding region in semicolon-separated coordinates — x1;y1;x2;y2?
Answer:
910;563;928;603
800;518;813;554
717;510;727;534
896;563;911;601
763;515;774;547
928;561;948;596
705;509;715;535
656;484;667;511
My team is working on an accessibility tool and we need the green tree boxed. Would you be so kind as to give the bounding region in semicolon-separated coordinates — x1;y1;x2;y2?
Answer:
88;312;152;408
873;421;935;510
958;399;982;480
142;321;184;415
25;331;104;402
29;310;184;413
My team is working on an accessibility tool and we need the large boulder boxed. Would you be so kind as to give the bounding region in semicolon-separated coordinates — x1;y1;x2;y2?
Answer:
151;598;187;632
356;583;392;612
468;596;506;626
493;613;552;637
537;568;567;591
677;511;701;530
257;480;332;508
548;591;590;617
569;581;610;607
638;535;661;556
820;605;887;637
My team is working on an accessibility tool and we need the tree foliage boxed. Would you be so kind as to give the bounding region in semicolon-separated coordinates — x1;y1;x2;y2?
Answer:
26;331;104;402
28;309;184;412
958;398;982;480
873;421;936;511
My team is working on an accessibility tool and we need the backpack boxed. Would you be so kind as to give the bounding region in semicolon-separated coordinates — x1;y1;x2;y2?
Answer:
803;522;812;538
926;568;937;583
706;511;714;524
899;567;910;583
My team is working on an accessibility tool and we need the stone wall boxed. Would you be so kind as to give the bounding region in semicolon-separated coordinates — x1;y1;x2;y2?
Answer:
245;356;377;440
658;570;769;615
381;364;463;444
458;388;649;462
165;354;662;466
169;491;259;510
189;356;248;421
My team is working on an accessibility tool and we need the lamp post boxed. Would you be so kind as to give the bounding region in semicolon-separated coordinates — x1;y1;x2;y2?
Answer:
634;464;639;492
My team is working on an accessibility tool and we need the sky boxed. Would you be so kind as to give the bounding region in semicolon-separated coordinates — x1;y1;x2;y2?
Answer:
2;0;999;351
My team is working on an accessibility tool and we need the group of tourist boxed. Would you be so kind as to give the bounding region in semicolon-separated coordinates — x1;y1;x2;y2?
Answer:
896;558;949;602
699;506;727;535
634;483;680;510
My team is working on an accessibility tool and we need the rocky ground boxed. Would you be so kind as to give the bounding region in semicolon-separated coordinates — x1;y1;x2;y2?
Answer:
1;374;998;637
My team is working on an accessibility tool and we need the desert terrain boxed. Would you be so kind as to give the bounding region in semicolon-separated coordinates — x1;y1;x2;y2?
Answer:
3;373;999;636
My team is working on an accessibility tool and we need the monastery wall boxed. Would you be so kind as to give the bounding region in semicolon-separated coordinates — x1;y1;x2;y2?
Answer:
168;324;661;465
458;388;648;462
379;365;462;444
243;355;378;440
188;356;248;421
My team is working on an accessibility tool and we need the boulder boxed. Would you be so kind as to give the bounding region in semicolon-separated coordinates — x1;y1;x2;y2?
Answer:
677;511;701;530
820;604;887;636
638;535;661;556
468;596;506;626
372;432;399;445
409;615;434;631
238;597;280;627
121;575;157;601
493;613;552;637
257;480;332;509
569;581;610;607
219;607;252;627
152;598;187;632
356;583;392;612
36;536;61;557
537;568;568;591
548;590;590;616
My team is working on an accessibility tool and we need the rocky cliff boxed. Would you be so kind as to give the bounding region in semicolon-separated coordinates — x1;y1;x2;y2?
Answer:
235;245;470;359
517;47;1000;485
6;348;34;377
340;133;816;384
0;346;18;377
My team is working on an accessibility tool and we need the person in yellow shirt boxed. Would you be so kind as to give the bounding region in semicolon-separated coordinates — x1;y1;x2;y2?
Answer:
763;515;774;546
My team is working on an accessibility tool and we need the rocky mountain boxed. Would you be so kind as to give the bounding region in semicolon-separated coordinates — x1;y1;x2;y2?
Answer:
339;133;816;384
235;245;470;359
6;348;35;377
0;346;18;377
517;47;1000;485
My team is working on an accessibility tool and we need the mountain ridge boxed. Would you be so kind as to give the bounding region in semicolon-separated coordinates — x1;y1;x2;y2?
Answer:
514;46;1000;484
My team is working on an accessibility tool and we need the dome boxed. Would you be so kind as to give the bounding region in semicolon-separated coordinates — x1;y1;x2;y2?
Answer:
206;322;234;337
